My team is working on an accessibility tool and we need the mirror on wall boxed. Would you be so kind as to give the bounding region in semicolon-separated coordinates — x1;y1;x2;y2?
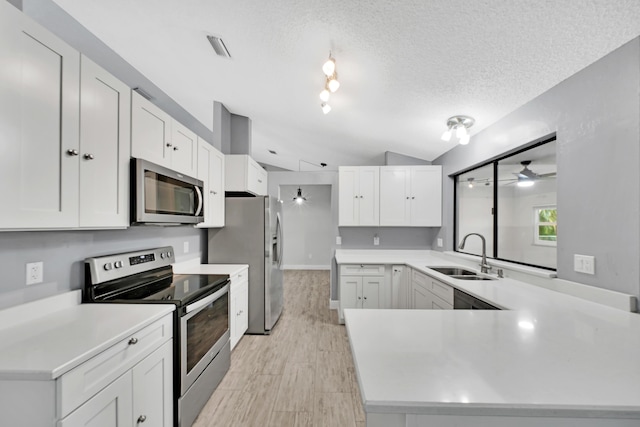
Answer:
455;138;557;270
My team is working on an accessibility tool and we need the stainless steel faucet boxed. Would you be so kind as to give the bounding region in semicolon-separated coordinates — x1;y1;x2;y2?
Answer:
458;233;492;273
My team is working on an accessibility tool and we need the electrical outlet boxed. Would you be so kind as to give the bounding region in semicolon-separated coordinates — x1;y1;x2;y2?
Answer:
574;254;595;275
183;241;189;253
26;262;43;285
437;238;443;248
373;235;380;246
336;236;342;245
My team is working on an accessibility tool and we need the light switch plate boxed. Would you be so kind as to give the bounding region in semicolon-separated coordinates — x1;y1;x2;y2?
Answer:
336;236;342;245
437;238;443;247
183;241;190;253
373;236;380;246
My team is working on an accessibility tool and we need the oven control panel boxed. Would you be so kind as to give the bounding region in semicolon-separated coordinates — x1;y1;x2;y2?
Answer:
86;246;176;285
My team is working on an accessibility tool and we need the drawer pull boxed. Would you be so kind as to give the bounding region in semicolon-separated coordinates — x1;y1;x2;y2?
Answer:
137;415;147;423
128;337;138;345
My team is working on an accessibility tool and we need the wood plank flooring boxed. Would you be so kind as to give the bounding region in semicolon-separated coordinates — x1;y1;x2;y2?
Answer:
193;270;365;427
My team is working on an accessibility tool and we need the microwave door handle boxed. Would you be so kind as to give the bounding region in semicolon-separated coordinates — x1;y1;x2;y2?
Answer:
194;185;203;216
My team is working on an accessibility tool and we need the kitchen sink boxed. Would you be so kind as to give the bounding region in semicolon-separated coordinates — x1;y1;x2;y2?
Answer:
427;266;496;281
428;267;478;276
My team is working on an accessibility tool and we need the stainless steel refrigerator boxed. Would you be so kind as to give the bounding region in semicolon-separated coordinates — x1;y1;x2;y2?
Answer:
208;196;283;334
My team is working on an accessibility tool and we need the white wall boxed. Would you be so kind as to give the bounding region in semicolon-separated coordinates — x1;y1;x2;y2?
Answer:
281;185;333;269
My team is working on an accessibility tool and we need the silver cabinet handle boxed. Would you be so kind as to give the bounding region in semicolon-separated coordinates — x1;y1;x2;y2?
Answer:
166;142;172;147
364;296;367;300
406;197;409;199
84;153;94;160
412;196;415;199
354;195;358;199
258;179;262;183
173;146;179;151
128;337;138;345
358;296;362;300
137;415;147;423
66;149;79;156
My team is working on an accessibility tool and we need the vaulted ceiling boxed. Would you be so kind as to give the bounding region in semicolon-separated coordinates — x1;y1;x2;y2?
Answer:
52;0;640;171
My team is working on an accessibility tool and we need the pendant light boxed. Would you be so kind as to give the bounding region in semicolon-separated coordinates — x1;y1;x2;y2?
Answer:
293;187;307;204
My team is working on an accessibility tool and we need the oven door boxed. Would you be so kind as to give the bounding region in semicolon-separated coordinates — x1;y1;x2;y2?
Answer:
180;283;229;395
132;158;204;225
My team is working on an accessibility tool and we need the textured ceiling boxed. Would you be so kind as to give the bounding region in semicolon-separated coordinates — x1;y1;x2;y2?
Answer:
52;0;640;170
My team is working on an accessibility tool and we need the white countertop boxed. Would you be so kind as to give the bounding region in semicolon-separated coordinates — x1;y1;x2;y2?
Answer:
339;250;640;418
0;291;174;381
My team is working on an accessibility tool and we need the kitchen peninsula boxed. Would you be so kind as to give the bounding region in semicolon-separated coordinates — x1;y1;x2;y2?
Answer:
339;250;640;426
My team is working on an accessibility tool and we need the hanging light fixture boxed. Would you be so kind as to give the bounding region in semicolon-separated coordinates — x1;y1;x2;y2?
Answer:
293;187;307;204
441;116;475;144
319;52;340;113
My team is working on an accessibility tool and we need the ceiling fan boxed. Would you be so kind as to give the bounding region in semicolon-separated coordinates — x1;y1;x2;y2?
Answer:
508;161;556;187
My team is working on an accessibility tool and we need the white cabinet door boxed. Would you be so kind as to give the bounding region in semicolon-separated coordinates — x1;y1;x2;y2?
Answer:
197;140;225;228
0;1;80;228
131;91;171;167
410;166;442;226
225;155;267;195
58;373;133;427
234;280;249;347
171;121;198;176
380;166;410;226
132;340;173;427
338;166;379;226
362;277;383;309
79;56;130;228
338;167;359;226
358;167;380;226
391;266;408;309
411;282;431;310
339;276;362;317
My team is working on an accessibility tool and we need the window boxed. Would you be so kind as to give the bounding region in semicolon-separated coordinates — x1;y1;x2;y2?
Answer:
454;136;557;270
534;206;557;246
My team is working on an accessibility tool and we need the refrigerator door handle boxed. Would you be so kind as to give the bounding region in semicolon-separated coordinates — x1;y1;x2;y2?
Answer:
276;213;283;268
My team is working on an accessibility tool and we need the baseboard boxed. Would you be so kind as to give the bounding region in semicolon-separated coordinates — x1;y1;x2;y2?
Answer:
329;299;339;310
283;265;331;270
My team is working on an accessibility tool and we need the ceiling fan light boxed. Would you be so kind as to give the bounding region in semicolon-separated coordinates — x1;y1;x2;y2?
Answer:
327;77;340;93
322;57;336;76
319;89;330;102
459;134;470;145
321;103;331;114
517;179;535;188
441;128;453;141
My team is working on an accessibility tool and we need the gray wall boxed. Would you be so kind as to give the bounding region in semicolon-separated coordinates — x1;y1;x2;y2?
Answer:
280;185;333;268
433;38;640;298
0;227;206;310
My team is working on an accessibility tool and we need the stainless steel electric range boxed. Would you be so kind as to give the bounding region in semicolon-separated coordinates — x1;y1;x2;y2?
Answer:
84;246;230;427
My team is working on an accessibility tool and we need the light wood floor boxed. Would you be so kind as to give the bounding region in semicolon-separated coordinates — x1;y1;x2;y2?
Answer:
193;270;365;427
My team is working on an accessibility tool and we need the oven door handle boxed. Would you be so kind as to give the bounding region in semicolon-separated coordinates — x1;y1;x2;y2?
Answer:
185;283;229;314
194;185;203;216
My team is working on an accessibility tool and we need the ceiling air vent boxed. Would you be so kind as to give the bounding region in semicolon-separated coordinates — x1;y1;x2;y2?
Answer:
207;35;231;59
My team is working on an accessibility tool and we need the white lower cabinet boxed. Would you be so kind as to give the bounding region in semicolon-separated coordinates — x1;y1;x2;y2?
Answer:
339;264;390;322
391;265;409;309
230;267;249;350
411;269;453;310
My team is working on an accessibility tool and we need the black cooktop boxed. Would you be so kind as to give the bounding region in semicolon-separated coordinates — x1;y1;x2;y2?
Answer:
88;266;229;307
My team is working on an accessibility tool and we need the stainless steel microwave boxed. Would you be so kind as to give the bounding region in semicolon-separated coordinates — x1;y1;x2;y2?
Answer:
131;158;204;225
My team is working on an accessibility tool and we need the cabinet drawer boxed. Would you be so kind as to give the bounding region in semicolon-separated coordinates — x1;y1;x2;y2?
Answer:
430;293;453;310
230;268;249;288
58;314;173;418
340;264;384;276
429;278;453;304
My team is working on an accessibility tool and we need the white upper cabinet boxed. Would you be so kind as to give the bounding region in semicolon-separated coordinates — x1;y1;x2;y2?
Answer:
170;120;198;177
79;56;131;228
131;91;171;167
0;1;80;228
338;166;380;226
131;91;197;177
197;139;225;227
225;154;268;196
380;165;442;226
